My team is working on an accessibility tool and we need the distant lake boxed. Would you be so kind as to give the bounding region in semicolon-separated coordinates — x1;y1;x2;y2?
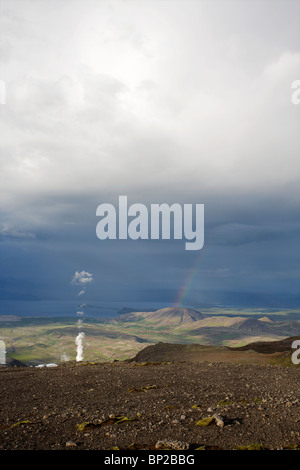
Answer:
0;300;172;319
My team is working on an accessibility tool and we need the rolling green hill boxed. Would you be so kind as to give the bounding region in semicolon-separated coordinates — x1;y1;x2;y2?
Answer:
0;307;299;365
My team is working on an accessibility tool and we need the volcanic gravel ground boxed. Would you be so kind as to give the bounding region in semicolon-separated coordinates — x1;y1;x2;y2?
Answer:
0;361;299;450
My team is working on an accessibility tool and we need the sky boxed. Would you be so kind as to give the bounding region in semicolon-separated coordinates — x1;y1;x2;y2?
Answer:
0;0;300;308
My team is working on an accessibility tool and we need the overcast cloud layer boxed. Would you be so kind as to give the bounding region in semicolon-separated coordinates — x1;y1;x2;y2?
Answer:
0;0;299;305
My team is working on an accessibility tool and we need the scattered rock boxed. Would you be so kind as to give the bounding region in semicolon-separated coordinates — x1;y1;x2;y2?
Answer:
66;441;77;447
213;413;225;428
155;440;189;450
1;361;299;450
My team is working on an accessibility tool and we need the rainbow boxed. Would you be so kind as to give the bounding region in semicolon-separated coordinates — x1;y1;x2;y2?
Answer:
174;242;209;307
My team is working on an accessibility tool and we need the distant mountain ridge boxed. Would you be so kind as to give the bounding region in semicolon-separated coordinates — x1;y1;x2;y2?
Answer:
115;307;205;325
190;317;278;335
113;306;300;348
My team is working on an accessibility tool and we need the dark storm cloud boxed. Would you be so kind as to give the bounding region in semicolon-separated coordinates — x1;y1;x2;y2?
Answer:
0;0;299;304
209;222;300;246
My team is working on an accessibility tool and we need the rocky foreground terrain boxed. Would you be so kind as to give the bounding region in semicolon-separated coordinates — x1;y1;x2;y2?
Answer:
0;355;299;451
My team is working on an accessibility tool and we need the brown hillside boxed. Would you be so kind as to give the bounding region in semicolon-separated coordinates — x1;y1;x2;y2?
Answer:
116;307;205;325
229;335;300;354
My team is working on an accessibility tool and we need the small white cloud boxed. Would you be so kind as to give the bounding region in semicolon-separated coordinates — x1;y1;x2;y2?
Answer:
0;223;35;239
71;270;93;286
71;270;93;297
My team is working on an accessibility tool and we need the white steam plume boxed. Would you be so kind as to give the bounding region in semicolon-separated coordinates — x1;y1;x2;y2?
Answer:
71;270;93;362
61;352;69;362
75;332;85;362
